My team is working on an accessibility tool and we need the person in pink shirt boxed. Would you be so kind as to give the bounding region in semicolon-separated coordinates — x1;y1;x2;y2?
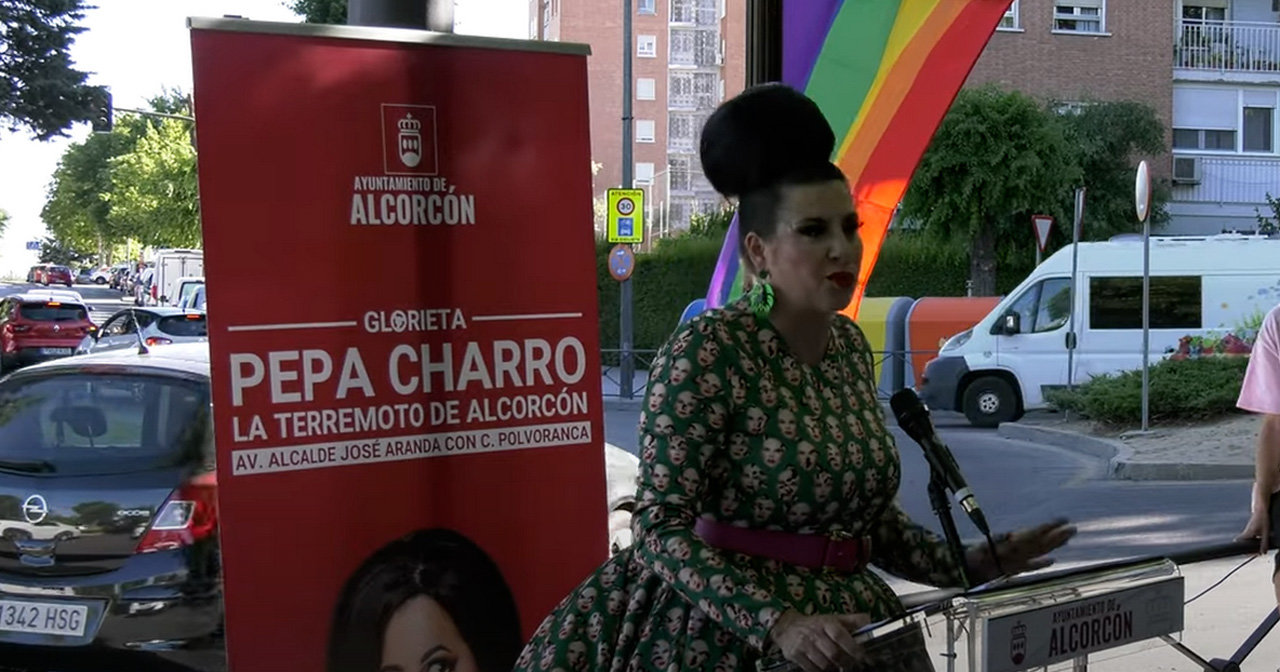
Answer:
1238;302;1280;608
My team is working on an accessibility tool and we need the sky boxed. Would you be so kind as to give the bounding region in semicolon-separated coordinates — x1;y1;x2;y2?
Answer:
0;0;529;277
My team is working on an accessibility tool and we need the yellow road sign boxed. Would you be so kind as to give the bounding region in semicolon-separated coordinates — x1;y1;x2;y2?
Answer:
606;188;644;244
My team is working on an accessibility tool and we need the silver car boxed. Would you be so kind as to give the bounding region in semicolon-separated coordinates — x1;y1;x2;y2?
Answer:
77;308;208;355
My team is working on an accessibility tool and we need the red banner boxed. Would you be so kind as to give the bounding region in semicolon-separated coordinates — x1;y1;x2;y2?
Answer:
190;20;605;672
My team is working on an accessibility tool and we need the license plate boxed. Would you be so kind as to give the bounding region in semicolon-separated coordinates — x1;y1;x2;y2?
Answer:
0;599;89;637
39;348;72;355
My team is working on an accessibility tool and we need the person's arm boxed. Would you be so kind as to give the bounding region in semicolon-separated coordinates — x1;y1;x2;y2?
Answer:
867;501;967;587
630;317;790;651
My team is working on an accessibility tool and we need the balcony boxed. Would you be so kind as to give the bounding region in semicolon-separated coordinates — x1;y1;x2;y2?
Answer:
1176;19;1280;79
1171;154;1280;204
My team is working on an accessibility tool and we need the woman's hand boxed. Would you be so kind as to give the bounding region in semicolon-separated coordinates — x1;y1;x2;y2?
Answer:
767;609;870;672
966;518;1077;584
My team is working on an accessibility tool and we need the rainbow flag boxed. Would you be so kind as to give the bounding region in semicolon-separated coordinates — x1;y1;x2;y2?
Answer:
703;0;1011;320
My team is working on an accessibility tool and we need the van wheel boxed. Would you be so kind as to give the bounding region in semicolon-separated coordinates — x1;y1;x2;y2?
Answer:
963;376;1019;428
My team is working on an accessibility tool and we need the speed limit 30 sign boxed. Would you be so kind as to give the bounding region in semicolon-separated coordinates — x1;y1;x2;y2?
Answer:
607;188;644;244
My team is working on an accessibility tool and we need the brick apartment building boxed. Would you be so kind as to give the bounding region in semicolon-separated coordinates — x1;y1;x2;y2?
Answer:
529;0;745;240
970;0;1280;235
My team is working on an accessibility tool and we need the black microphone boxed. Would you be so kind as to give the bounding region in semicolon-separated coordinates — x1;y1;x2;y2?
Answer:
889;388;991;537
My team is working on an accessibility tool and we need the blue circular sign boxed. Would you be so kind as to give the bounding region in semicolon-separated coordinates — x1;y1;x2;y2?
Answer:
609;244;635;281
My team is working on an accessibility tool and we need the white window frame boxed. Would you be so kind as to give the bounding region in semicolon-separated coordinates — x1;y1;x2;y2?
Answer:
638;0;656;15
637;78;656;101
636;119;656;143
637;34;657;58
998;0;1021;31
1242;106;1276;154
1053;0;1107;35
635;162;655;185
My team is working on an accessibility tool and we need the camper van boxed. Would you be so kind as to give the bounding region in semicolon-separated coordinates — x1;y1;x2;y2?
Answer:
919;235;1280;428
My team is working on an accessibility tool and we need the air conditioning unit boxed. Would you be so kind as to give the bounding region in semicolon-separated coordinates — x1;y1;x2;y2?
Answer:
1172;155;1202;184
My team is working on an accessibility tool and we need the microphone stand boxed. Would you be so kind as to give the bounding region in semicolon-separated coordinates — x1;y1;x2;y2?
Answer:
927;465;971;590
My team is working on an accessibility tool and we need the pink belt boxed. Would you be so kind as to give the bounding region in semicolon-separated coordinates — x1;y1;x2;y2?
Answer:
693;518;872;574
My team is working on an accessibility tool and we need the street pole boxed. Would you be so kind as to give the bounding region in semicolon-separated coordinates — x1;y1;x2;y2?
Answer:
347;0;453;31
1067;188;1085;391
1136;161;1153;434
619;0;636;399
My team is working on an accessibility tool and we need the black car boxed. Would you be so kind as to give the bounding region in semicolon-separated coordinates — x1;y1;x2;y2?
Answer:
0;343;222;671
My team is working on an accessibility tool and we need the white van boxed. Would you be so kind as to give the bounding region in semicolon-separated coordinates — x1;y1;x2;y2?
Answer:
150;249;204;306
919;235;1280;427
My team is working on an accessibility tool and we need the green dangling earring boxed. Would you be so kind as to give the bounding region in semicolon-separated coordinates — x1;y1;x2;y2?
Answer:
746;270;775;318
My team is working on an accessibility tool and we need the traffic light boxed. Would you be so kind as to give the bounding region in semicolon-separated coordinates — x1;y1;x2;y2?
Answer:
90;87;113;133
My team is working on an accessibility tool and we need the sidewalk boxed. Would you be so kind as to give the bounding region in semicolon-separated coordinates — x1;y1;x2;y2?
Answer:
999;411;1260;481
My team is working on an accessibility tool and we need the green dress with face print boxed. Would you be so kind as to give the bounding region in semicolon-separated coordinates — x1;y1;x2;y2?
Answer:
513;299;964;672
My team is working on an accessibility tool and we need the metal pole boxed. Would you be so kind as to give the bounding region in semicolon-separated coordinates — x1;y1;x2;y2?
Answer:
1035;245;1042;268
619;0;635;399
1067;188;1085;390
1142;213;1151;432
745;0;783;85
347;0;453;31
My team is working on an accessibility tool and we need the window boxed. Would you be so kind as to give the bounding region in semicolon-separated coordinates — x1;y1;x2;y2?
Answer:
669;156;694;191
635;162;655;185
638;0;656;14
636;119;656;143
668;71;718;109
1089;276;1202;330
999;0;1020;29
1054;1;1105;34
1182;4;1226;22
637;34;657;58
1004;278;1072;334
1173;128;1236;150
1244;107;1274;152
637;78;656;101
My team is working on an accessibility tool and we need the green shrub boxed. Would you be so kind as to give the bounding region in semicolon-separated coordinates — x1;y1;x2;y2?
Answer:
1044;356;1251;426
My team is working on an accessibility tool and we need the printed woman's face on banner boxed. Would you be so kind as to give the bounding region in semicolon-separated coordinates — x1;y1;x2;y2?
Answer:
381;595;479;672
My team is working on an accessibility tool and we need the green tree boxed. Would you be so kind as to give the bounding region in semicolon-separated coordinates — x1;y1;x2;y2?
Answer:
287;0;346;23
1056;99;1170;236
108;117;200;248
0;0;104;140
41;127;136;258
902;86;1080;296
36;235;90;265
0;208;8;237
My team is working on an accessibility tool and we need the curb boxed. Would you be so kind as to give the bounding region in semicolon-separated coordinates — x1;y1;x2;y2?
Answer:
996;423;1253;481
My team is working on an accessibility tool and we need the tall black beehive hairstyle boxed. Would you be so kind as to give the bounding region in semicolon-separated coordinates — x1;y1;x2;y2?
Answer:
699;83;837;200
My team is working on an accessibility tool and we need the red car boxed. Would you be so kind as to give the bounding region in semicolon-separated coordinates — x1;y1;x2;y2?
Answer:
39;265;74;287
0;292;96;373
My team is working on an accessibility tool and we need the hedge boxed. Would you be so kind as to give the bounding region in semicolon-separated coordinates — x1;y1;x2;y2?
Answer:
596;232;1039;360
1045;356;1251;427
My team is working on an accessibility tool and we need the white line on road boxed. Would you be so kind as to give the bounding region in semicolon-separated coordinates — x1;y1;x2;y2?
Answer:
226;321;359;333
471;312;583;322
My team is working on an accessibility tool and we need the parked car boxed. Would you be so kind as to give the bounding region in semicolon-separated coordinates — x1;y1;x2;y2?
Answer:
0;342;637;670
171;277;204;310
77;308;208;355
24;265;47;284
0;344;220;671
0;292;97;374
180;285;207;312
74;268;94;285
40;266;73;288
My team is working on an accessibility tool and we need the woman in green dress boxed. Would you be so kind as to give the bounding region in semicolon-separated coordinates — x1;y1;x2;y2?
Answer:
513;84;1075;672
